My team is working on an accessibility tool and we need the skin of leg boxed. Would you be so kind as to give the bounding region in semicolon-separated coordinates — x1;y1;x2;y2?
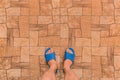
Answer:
41;49;57;80
64;49;79;80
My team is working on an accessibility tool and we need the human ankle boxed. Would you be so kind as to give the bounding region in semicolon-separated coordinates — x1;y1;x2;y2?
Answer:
64;66;71;72
50;64;57;71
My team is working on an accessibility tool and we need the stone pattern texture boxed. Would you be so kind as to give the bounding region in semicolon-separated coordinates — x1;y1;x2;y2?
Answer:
0;0;120;80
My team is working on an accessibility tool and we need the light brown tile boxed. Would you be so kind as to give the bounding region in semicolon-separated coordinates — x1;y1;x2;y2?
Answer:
48;24;60;36
7;69;21;78
92;0;102;15
29;0;39;15
68;7;82;15
0;24;7;38
6;7;20;15
7;16;19;28
60;24;69;38
91;31;100;46
19;16;29;37
100;16;114;24
14;38;29;47
82;47;91;62
60;0;72;8
30;31;39;46
81;16;91;38
102;3;114;16
92;47;107;56
21;47;29;62
38;16;52;24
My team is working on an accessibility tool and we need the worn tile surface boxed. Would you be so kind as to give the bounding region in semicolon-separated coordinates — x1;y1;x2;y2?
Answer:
0;0;119;80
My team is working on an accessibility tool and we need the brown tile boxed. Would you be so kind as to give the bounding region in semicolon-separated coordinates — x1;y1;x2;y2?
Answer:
115;9;120;16
7;69;21;78
21;47;29;62
82;69;91;78
6;47;21;57
92;16;100;24
19;16;29;37
60;24;69;38
52;0;60;8
20;8;29;16
22;69;30;77
114;0;120;8
92;47;107;56
110;24;120;36
102;66;114;77
92;0;102;15
115;71;120;77
82;47;91;62
68;16;81;28
30;47;45;56
0;24;7;38
30;31;39;46
0;0;10;8
91;31;100;46
81;16;91;38
60;0;72;8
53;16;60;23
60;38;69;47
114;47;120;56
0;39;7;46
48;24;60;36
29;0;39;15
68;7;82;15
102;3;114;15
60;8;68;15
39;29;48;37
74;29;82;38
40;3;52;15
6;7;20;15
0;16;6;23
38;16;52;24
52;8;60;15
29;16;38;24
60;16;68;23
0;47;5;57
7;16;19;28
100;16;114;24
72;69;82;79
30;56;40;77
83;7;91;15
114;56;120;70
115;16;120;23
39;36;60;47
14;38;29;46
13;29;20;37
0;8;5;15
76;38;91;47
101;78;114;80
100;38;109;46
92;56;101;77
0;70;7;79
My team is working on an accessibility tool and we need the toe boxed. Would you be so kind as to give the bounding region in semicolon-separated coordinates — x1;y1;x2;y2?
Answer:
66;48;72;54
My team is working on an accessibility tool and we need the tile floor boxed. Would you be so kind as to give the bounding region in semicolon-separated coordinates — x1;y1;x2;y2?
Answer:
0;0;120;80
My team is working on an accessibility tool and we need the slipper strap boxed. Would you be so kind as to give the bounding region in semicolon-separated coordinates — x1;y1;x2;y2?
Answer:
45;52;56;63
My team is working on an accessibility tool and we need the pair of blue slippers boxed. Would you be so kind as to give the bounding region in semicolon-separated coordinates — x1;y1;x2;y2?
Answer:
44;47;75;73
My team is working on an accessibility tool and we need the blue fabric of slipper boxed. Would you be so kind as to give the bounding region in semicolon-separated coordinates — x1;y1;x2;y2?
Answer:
64;48;75;63
44;48;56;63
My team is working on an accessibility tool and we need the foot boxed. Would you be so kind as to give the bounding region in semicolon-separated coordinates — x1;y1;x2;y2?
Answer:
64;48;73;71
46;48;57;71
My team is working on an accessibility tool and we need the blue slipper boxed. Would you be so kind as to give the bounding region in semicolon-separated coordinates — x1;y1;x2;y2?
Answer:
64;48;75;63
44;47;58;73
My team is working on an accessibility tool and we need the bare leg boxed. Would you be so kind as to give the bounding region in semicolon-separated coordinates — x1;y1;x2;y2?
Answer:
42;49;57;80
64;49;78;80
